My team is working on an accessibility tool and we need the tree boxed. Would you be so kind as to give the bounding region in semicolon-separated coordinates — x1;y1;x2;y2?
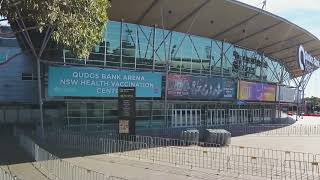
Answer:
0;0;110;58
305;96;320;113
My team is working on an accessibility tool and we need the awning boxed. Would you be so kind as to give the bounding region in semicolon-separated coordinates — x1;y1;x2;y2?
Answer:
108;0;320;78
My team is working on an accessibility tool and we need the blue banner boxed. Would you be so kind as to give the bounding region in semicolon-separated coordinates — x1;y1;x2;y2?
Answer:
48;66;162;97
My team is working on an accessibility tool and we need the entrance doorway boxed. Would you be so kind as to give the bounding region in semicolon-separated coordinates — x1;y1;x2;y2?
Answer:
169;103;275;128
264;109;272;122
252;109;261;123
171;109;202;127
207;109;227;126
229;109;249;124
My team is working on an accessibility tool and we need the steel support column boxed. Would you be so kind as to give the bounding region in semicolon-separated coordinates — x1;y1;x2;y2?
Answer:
209;40;213;76
260;53;264;81
135;26;138;70
120;19;124;69
164;61;169;127
220;41;224;76
152;25;156;71
104;38;107;67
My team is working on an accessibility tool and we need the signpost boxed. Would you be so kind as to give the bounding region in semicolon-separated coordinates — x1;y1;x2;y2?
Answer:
118;87;136;135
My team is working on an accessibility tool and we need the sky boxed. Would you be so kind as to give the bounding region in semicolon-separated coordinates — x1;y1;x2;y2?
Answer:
238;0;320;97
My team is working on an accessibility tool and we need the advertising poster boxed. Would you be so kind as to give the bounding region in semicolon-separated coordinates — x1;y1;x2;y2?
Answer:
167;74;237;100
238;81;276;102
48;66;162;97
119;120;129;134
276;86;296;103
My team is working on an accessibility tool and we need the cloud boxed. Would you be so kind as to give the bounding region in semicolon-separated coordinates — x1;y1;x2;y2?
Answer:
238;0;320;13
266;0;320;13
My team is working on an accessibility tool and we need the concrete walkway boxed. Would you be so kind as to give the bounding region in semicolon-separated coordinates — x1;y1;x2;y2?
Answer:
64;154;267;180
231;116;320;154
231;136;320;154
5;163;50;180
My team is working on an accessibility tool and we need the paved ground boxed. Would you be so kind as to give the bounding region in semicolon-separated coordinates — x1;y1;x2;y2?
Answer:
3;115;320;180
231;116;320;154
232;136;320;154
2;163;50;180
293;115;320;125
61;116;320;180
65;154;267;180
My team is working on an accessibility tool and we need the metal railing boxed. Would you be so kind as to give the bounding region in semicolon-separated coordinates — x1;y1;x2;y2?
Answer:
0;167;21;180
62;124;118;134
136;124;320;137
62;123;320;138
18;134;128;180
213;124;320;136
43;130;320;180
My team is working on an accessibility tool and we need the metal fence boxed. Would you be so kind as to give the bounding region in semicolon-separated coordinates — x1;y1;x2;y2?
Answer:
242;124;320;136
62;124;118;134
137;124;320;137
203;124;320;137
62;123;320;138
0;167;21;180
44;131;320;180
18;134;128;180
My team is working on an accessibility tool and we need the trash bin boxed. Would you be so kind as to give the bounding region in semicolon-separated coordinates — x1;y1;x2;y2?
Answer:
205;129;231;146
180;129;199;145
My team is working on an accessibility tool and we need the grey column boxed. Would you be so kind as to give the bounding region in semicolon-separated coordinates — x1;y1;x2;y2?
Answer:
120;19;124;69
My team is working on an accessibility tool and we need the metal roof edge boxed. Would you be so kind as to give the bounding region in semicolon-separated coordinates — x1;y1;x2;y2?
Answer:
226;0;320;41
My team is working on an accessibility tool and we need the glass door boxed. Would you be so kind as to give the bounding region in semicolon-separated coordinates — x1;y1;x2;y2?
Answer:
171;109;201;127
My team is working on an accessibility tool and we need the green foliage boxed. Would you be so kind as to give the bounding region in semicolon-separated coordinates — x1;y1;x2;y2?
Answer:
0;0;110;58
305;96;320;106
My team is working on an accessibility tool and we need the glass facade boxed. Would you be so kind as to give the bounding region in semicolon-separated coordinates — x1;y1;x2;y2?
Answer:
66;101;166;128
63;20;291;86
60;20;293;128
65;100;276;128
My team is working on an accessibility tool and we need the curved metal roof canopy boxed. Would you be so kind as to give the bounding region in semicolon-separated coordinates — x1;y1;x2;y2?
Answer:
108;0;320;78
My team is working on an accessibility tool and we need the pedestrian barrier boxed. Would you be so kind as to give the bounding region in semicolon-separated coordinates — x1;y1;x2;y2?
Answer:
18;134;128;180
62;123;320;138
43;130;320;180
136;124;320;137
0;167;21;180
225;124;320;136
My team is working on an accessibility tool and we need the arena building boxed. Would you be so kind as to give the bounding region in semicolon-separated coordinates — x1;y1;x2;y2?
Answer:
0;0;320;130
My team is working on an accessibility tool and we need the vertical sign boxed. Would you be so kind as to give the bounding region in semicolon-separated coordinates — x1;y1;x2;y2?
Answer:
118;87;136;134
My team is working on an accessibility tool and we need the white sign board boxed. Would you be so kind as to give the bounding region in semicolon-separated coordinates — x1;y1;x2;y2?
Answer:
277;86;296;103
297;45;320;72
